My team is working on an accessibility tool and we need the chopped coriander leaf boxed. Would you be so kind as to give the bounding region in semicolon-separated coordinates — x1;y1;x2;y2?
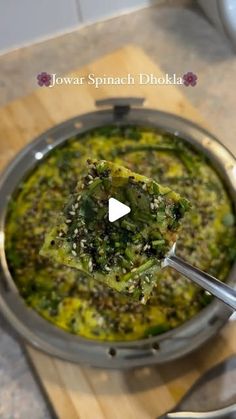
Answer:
40;160;190;302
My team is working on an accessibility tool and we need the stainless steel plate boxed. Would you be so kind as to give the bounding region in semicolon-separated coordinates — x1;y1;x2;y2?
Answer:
0;98;235;368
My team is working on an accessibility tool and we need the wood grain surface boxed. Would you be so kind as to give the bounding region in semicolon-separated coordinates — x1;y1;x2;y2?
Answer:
0;45;235;419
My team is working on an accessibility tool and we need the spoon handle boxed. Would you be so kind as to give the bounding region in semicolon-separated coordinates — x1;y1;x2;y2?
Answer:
165;254;236;310
164;403;236;418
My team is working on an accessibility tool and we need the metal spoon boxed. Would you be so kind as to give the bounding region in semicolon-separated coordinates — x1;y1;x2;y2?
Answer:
164;403;236;418
162;244;236;311
159;356;236;419
165;404;236;419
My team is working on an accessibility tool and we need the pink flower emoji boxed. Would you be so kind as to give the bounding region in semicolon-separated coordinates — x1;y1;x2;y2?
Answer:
182;72;198;87
37;72;52;87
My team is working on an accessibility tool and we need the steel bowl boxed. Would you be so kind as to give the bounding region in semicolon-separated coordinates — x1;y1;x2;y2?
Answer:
0;97;235;369
198;0;236;49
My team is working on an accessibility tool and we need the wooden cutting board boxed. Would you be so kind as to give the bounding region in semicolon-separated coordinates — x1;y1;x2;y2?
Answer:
0;45;235;419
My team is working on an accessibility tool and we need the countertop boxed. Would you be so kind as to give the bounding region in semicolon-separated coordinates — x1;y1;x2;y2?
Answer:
0;1;236;418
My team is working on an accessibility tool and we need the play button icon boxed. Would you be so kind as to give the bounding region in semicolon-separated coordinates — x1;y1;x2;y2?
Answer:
108;198;131;222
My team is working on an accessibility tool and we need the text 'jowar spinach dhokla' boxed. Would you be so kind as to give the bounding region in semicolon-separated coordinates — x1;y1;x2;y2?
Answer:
40;160;190;302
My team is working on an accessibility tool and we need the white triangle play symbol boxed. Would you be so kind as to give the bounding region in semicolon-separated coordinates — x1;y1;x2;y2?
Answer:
108;198;131;222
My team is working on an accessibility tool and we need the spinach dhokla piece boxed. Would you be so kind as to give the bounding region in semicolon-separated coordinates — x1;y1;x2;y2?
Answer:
40;160;190;302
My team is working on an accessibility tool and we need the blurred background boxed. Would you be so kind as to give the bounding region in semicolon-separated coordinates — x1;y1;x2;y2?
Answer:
0;0;236;54
1;0;236;148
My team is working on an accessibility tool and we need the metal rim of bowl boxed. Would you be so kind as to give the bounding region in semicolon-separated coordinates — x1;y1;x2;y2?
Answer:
0;98;235;369
218;0;236;46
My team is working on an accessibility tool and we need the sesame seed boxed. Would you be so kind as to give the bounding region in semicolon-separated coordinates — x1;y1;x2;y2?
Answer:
69;211;75;215
88;260;93;272
74;203;79;209
74;228;78;234
77;195;81;201
66;219;72;223
73;243;77;249
72;250;77;256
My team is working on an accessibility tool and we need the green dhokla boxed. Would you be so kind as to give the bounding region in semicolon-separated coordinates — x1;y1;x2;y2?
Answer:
40;160;190;302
